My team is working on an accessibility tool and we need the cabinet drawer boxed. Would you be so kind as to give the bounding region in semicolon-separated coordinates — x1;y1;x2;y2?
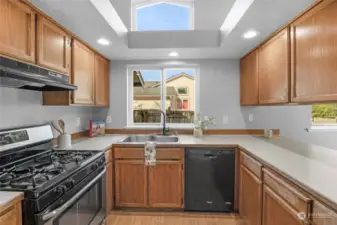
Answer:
0;206;17;225
240;152;262;179
114;148;184;160
263;168;312;216
114;148;144;159
312;200;337;225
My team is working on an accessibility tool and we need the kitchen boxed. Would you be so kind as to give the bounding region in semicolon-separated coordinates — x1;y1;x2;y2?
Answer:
0;0;337;225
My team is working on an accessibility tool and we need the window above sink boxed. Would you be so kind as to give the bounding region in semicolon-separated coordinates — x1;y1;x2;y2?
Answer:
127;64;200;129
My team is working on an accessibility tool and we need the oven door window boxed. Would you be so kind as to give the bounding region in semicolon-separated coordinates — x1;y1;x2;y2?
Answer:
54;181;103;225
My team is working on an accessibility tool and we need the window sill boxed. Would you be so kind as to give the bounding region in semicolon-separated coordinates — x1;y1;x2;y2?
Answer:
125;124;194;130
306;124;337;132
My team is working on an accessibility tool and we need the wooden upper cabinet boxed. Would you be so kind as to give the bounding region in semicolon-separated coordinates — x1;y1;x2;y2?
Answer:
0;0;35;63
148;161;184;209
114;160;147;208
259;28;290;104
291;0;337;103
239;165;262;225
94;54;110;106
36;16;71;74
240;50;259;105
72;40;95;105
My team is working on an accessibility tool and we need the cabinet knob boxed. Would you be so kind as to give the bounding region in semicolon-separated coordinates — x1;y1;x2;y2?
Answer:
297;212;306;221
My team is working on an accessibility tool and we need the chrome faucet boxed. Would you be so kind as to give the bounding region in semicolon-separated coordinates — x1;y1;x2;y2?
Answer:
160;110;168;136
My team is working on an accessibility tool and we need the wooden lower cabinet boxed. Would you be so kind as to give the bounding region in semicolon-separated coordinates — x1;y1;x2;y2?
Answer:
115;160;147;208
263;185;305;225
312;200;337;225
113;148;185;209
239;165;262;225
0;203;22;225
148;161;184;208
106;161;114;213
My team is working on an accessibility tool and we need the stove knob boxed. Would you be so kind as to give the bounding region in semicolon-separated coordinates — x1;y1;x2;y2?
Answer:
55;185;67;194
98;159;104;166
91;163;99;170
65;180;75;189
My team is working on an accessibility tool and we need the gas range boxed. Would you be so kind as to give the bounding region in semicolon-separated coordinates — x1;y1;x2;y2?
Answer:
0;125;107;225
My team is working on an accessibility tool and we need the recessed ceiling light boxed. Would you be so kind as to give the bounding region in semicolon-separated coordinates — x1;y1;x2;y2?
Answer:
97;38;111;46
168;51;179;57
242;30;259;39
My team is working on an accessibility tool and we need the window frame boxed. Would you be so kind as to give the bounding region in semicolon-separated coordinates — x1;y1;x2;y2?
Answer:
127;64;200;128
131;0;195;31
308;104;337;132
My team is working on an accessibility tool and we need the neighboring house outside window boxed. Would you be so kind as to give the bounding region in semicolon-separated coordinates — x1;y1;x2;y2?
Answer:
177;87;188;95
128;67;198;127
183;99;189;110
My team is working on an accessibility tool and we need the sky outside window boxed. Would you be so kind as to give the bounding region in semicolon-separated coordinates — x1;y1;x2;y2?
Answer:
136;3;191;31
141;69;195;81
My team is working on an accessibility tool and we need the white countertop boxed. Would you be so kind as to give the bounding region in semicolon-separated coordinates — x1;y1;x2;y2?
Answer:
56;134;337;207
0;191;22;208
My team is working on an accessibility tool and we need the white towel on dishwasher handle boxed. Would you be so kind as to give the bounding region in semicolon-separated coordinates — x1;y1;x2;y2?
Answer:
144;141;156;166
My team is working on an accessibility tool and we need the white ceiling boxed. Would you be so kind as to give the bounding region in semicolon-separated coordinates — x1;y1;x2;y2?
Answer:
29;0;315;60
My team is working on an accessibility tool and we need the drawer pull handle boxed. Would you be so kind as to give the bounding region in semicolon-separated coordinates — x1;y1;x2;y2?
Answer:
297;212;306;221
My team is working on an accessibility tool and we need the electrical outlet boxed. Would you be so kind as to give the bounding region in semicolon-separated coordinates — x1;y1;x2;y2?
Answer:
204;116;209;121
223;115;228;124
106;116;112;124
249;114;254;122
76;117;81;127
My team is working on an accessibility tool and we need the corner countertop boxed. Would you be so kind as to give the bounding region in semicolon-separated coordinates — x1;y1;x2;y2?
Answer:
0;191;23;212
56;134;337;210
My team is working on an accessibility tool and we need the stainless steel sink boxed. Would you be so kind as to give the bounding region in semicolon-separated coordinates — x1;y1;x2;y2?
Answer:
118;135;180;144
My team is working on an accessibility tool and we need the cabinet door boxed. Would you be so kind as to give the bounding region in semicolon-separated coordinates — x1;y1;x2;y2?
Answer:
259;28;290;104
240;50;259;105
115;160;147;207
0;203;22;225
94;54;110;106
291;0;337;103
72;40;95;105
148;161;183;208
106;161;113;214
0;0;35;63
239;165;262;225
37;16;71;74
263;186;305;225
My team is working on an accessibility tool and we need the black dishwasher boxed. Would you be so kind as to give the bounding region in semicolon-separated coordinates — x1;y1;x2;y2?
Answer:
184;148;235;212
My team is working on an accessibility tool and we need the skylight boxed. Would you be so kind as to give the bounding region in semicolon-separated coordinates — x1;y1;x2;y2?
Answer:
132;0;194;31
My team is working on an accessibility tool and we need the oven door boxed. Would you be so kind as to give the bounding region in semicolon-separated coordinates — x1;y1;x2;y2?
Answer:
37;168;106;225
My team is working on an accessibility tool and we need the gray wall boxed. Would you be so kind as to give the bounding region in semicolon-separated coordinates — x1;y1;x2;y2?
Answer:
93;59;247;129
93;58;337;150
243;105;337;150
0;88;92;134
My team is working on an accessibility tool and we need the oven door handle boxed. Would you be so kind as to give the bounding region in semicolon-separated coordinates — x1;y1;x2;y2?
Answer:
41;168;106;222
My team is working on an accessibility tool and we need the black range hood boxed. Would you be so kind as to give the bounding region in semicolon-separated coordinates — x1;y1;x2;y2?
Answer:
0;56;77;91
